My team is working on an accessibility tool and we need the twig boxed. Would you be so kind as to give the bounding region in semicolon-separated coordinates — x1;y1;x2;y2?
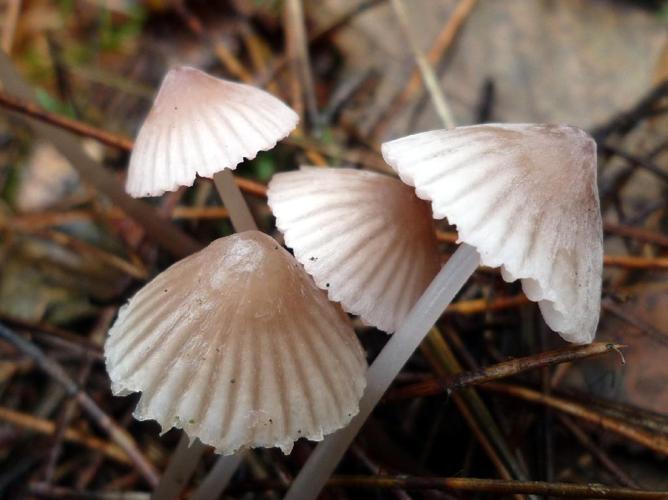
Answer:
255;0;384;88
0;91;134;150
1;0;21;53
446;294;530;315
389;0;457;129
0;323;159;486
327;476;665;498
481;382;668;457
285;0;318;128
604;221;668;247
386;343;622;401
0;406;130;464
601;144;668;183
228;476;668;498
174;0;254;83
591;79;668;142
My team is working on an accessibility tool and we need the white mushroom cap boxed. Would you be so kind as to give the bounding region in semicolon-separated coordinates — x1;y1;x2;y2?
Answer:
382;124;603;344
105;231;366;455
126;66;299;197
268;167;441;334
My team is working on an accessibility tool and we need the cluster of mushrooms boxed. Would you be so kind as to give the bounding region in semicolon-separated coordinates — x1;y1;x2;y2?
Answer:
105;66;603;499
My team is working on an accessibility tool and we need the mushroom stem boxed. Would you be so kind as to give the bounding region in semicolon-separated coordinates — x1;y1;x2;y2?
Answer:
213;169;258;232
191;452;245;500
152;436;205;500
284;243;481;500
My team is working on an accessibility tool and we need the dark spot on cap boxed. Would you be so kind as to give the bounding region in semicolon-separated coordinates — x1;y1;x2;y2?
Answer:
309;256;317;261
274;245;278;250
164;289;168;293
230;378;236;384
269;418;273;423
326;283;330;287
297;429;302;434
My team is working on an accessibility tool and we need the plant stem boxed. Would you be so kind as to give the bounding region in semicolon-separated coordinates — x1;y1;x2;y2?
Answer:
389;0;456;129
191;452;245;500
284;244;480;500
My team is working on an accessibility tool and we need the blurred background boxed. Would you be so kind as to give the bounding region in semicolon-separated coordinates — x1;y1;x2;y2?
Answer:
0;0;668;498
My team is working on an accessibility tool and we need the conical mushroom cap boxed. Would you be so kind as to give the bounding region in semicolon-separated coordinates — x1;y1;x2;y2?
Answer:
126;66;298;197
268;167;441;333
382;124;603;344
104;231;367;455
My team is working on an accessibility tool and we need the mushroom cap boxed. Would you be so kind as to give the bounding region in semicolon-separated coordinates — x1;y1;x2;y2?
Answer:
381;124;603;344
268;167;441;333
104;231;367;455
126;66;299;197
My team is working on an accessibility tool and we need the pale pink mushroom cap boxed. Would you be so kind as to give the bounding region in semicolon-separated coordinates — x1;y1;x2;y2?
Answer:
104;231;367;455
126;66;299;197
382;124;603;344
268;167;441;334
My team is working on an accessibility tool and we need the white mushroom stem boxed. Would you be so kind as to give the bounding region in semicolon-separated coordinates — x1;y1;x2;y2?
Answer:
151;437;205;500
284;243;481;500
153;170;256;500
213;169;258;232
191;452;246;500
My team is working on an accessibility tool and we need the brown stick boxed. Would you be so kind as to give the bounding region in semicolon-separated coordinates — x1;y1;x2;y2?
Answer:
604;221;668;247
227;476;668;498
387;343;622;401
327;476;666;498
0;405;130;464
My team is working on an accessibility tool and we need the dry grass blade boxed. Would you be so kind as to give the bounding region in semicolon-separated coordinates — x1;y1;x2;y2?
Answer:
389;0;456;129
371;0;477;139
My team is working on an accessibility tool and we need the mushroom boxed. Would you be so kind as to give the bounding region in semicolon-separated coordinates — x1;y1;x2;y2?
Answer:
124;66;298;496
267;166;441;333
282;123;603;500
105;230;367;456
126;65;298;232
